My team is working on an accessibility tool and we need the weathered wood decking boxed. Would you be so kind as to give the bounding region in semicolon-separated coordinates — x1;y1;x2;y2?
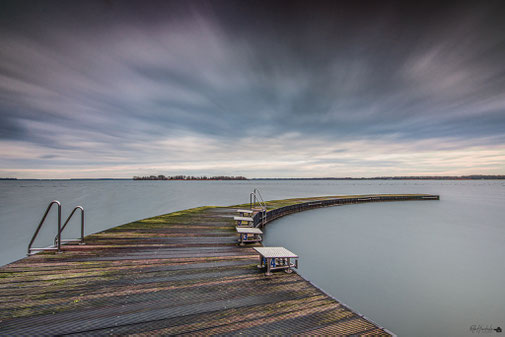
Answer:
0;194;438;335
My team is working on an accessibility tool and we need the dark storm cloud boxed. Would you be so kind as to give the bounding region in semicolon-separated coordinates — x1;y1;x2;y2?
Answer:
1;0;505;177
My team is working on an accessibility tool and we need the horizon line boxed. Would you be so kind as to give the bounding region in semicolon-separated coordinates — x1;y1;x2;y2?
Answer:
2;174;505;181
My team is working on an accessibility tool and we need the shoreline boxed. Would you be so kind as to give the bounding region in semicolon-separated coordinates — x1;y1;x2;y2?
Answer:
2;176;505;181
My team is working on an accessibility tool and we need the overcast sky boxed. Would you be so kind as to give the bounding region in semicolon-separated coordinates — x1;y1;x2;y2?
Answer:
1;0;505;178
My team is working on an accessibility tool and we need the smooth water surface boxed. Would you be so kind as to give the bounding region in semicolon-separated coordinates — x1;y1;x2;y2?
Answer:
263;180;505;336
1;179;504;336
1;179;447;266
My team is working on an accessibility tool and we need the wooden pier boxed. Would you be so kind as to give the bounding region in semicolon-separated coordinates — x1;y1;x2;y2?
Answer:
0;194;438;335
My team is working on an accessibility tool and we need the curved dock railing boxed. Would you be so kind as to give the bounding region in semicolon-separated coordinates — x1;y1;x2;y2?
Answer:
253;194;440;227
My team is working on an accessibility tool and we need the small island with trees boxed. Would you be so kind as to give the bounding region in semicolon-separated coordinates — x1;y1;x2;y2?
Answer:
133;175;248;180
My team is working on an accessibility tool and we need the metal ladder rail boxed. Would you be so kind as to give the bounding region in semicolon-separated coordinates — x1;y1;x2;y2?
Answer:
28;200;61;255
250;188;267;227
250;188;267;210
254;188;267;209
54;206;85;247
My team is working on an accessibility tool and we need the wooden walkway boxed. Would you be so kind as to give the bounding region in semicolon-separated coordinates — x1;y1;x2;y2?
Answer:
0;194;438;335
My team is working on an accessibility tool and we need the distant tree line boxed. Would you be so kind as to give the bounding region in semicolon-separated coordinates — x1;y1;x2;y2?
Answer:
252;175;505;180
133;175;247;180
368;175;505;180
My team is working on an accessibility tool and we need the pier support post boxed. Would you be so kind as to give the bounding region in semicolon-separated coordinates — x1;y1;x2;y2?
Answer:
266;258;272;276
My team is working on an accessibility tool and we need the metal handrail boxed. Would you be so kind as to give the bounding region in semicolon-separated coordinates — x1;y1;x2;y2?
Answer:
250;188;267;210
250;189;267;227
54;206;84;246
28;200;61;255
255;189;266;209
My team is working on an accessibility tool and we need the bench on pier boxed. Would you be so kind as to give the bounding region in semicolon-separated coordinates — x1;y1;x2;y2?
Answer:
235;227;263;245
236;209;254;217
233;216;254;227
254;247;298;276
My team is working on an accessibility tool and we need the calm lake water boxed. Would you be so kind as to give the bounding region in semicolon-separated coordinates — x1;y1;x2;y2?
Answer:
263;180;505;337
1;179;504;336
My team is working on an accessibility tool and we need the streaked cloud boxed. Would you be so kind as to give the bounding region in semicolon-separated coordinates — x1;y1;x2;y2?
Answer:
1;1;504;178
2;132;504;178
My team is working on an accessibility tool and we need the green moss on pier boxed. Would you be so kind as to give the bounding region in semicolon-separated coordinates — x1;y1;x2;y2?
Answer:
0;194;439;335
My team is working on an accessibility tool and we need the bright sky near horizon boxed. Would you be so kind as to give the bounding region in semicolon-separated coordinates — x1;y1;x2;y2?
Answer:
1;1;505;178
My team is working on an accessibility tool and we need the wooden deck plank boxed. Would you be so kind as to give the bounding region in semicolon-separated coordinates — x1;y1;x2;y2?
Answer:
0;194;438;335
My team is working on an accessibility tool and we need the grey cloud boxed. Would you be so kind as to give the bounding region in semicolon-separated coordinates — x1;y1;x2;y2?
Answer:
0;113;24;140
1;1;505;176
39;154;58;159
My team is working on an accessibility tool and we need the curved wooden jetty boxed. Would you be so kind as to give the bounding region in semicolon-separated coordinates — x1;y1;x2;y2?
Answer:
0;194;438;335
